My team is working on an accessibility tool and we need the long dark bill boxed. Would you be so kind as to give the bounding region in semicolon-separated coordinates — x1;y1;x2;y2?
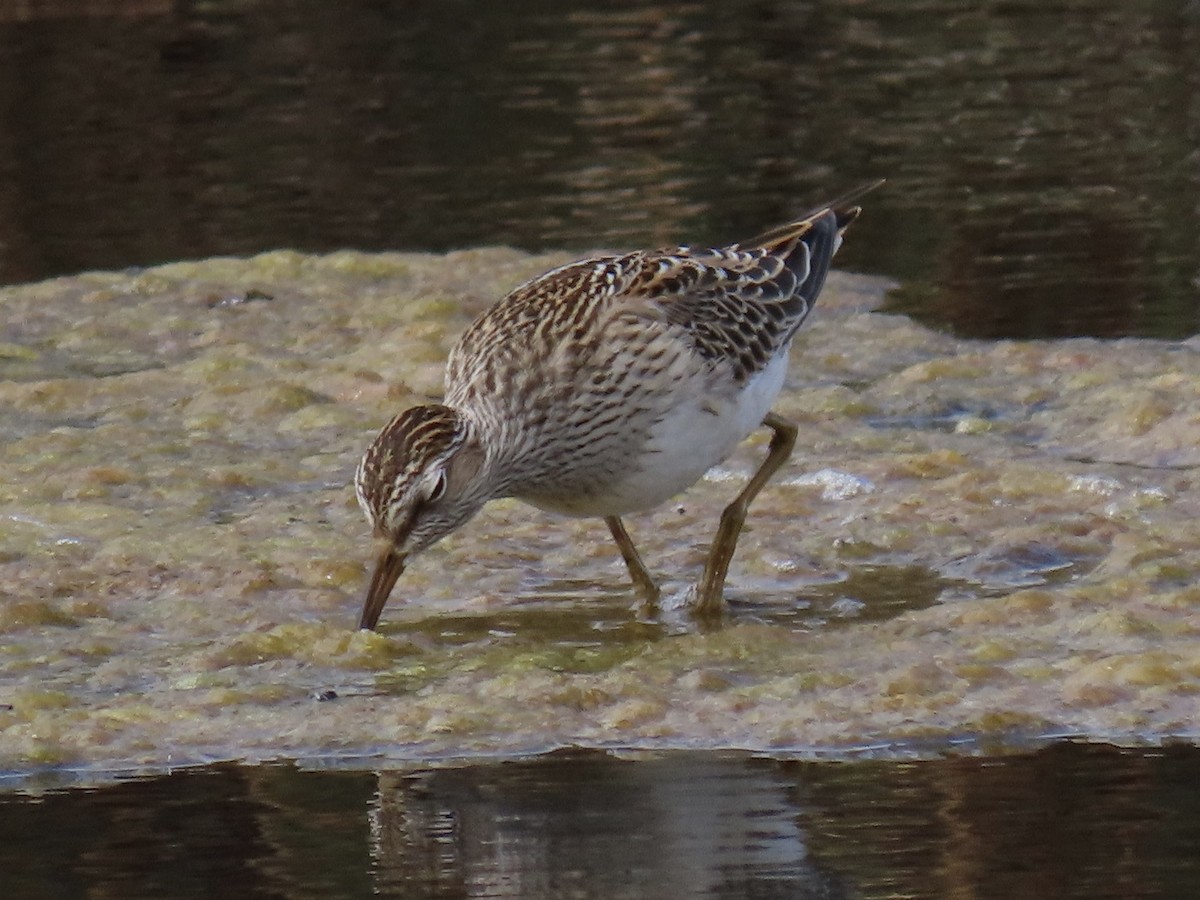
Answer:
359;546;407;631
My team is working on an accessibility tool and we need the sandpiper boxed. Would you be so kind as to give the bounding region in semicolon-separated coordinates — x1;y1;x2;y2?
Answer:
355;184;878;630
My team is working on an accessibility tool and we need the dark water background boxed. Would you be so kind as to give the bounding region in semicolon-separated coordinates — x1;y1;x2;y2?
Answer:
4;744;1200;899
3;2;1200;896
1;0;1197;337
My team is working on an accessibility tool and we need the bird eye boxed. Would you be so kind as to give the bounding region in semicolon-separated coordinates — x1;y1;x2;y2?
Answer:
428;470;448;502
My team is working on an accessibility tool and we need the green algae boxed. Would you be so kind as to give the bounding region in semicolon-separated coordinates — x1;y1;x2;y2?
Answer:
0;251;1198;773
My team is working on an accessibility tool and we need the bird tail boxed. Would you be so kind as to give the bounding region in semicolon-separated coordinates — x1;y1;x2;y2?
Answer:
747;179;884;342
747;178;884;252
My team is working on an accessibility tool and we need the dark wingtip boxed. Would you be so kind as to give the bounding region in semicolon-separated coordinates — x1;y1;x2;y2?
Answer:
829;178;885;226
835;204;863;230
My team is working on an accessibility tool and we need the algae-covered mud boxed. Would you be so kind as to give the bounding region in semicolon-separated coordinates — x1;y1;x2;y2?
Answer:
1;250;1198;774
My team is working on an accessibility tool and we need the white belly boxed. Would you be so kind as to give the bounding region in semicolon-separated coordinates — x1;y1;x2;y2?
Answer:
523;351;790;517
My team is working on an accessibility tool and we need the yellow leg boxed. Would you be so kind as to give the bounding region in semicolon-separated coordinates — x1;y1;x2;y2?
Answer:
604;515;661;602
694;411;798;617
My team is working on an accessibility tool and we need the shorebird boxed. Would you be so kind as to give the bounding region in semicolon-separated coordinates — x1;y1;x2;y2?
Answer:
355;184;878;630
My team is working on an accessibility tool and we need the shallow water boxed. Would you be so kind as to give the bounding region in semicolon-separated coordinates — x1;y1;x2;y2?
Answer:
4;745;1199;899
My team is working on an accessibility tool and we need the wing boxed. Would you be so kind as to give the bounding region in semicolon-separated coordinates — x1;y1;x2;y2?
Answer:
446;186;873;397
611;198;861;383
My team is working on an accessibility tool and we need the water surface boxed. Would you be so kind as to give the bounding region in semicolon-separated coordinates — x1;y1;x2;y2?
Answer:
1;0;1197;337
4;744;1199;899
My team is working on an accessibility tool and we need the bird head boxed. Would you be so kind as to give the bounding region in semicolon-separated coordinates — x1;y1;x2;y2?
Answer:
354;404;487;630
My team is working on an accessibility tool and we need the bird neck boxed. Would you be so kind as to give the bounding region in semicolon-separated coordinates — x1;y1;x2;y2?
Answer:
451;403;523;501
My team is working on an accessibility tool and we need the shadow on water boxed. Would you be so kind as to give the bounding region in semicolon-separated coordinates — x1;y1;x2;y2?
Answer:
730;563;947;627
3;744;1200;899
382;562;945;644
357;563;949;696
360;554;1088;700
371;550;1089;695
386;546;1083;649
